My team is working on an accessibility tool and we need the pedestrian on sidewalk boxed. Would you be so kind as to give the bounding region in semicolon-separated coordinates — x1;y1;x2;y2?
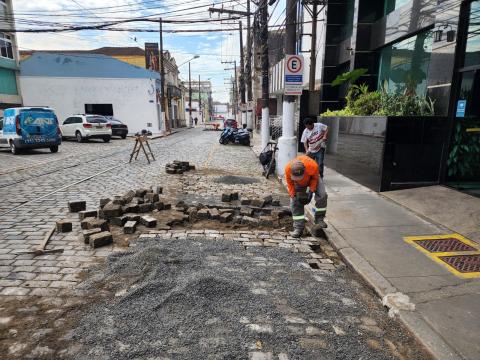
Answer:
301;117;328;178
194;117;198;127
285;155;328;238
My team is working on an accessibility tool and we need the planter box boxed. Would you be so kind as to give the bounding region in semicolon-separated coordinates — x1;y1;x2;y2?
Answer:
321;116;448;192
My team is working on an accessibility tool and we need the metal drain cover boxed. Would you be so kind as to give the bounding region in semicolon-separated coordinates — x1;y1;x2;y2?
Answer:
413;238;477;253
439;254;480;273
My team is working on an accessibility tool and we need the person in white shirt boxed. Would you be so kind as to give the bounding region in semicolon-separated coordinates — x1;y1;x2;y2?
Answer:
301;117;328;178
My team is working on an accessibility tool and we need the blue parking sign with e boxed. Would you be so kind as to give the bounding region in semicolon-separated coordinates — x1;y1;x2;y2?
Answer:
456;100;466;117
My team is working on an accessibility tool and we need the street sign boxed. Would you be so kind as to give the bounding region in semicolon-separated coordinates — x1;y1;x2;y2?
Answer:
284;54;304;96
456;100;466;118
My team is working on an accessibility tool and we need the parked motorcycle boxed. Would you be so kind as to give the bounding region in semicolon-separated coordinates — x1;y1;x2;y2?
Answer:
219;127;250;146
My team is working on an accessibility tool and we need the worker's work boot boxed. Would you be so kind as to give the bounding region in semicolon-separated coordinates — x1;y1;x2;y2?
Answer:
289;228;303;238
315;217;328;229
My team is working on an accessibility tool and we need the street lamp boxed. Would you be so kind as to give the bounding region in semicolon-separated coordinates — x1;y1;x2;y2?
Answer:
179;55;200;128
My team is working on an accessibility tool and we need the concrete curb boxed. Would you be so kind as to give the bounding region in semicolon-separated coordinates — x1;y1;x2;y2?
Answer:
325;221;462;360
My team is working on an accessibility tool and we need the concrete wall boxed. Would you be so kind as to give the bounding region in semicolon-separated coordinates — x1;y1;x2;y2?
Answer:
19;76;161;134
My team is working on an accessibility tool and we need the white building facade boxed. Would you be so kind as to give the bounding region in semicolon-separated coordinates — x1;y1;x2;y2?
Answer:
19;53;162;134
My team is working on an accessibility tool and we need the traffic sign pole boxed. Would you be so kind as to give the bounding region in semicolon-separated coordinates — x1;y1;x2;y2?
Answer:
278;0;300;177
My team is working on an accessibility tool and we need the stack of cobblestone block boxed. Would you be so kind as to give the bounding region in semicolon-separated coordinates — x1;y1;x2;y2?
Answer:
68;185;172;247
177;194;290;227
165;161;195;174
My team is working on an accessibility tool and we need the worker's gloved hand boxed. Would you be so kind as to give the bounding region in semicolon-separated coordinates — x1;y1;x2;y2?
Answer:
296;191;311;205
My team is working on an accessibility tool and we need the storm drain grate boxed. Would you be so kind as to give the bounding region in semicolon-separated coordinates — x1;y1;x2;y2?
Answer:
413;238;477;253
438;254;480;273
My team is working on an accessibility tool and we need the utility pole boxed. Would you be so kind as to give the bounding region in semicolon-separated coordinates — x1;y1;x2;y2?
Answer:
309;1;318;91
159;18;170;133
189;62;192;128
277;0;298;175
303;0;325;91
222;60;239;122
246;0;254;131
234;60;238;122
198;74;202;123
260;0;270;150
239;21;247;128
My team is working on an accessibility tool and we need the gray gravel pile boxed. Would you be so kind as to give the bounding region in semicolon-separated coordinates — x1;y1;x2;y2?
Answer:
73;237;413;360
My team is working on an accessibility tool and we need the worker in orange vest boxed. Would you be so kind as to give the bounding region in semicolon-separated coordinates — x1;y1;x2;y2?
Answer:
285;155;328;238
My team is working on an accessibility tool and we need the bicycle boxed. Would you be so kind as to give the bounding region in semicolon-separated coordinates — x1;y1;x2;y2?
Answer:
260;140;278;179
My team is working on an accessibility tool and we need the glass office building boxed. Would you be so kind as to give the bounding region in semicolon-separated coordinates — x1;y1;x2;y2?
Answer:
318;0;480;195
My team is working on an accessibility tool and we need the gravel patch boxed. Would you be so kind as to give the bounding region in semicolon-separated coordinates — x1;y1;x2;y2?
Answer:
72;236;429;360
214;175;260;185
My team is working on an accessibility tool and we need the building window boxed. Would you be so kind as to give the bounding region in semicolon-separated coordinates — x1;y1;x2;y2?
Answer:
377;29;434;97
0;33;14;60
384;0;411;16
464;1;480;68
0;1;6;18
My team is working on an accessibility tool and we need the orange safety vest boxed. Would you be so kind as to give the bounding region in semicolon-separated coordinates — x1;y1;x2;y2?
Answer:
285;155;319;198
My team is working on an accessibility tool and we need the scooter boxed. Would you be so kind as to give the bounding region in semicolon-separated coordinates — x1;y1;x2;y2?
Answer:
219;126;251;146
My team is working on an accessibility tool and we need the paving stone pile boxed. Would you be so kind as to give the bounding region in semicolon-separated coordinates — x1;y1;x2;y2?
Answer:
165;160;195;174
70;182;293;250
71;236;413;360
68;185;172;249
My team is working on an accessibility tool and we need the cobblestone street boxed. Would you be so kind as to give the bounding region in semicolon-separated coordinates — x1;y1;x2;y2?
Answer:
0;128;431;359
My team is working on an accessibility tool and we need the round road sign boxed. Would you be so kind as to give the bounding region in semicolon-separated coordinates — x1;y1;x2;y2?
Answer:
286;55;303;74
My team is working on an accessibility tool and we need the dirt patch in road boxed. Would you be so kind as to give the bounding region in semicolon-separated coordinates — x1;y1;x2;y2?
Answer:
0;295;88;359
214;175;261;185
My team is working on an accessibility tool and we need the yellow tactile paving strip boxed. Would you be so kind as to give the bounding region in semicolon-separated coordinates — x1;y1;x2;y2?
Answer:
404;234;480;279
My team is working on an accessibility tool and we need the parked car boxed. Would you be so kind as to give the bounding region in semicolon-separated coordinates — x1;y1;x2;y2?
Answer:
106;117;128;139
61;114;112;142
224;118;238;129
0;107;62;155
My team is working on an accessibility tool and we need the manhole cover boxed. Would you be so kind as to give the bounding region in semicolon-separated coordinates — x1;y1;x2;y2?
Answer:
214;176;260;185
439;254;480;274
413;238;477;253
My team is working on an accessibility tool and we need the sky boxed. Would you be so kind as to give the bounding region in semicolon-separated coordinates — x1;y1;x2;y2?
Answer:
11;0;287;103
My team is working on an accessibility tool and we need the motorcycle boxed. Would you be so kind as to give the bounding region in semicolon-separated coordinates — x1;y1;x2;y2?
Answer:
219;127;250;146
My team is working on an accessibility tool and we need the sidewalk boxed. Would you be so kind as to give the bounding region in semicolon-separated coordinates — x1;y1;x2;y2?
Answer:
323;168;480;360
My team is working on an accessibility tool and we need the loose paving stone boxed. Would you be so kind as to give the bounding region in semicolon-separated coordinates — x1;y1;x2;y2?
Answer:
68;201;86;213
78;210;98;220
123;191;136;203
144;193;159;203
220;212;233;223
99;198;111;208
82;218;109;232
198;208;210;219
135;189;148;197
102;203;123;218
251;199;266;208
89;232;113;249
124;221;137;234
241;198;252;205
110;215;130;227
112;196;127;205
55;220;72;233
123;204;139;213
140;216;157;228
82;229;103;244
138;203;152;213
